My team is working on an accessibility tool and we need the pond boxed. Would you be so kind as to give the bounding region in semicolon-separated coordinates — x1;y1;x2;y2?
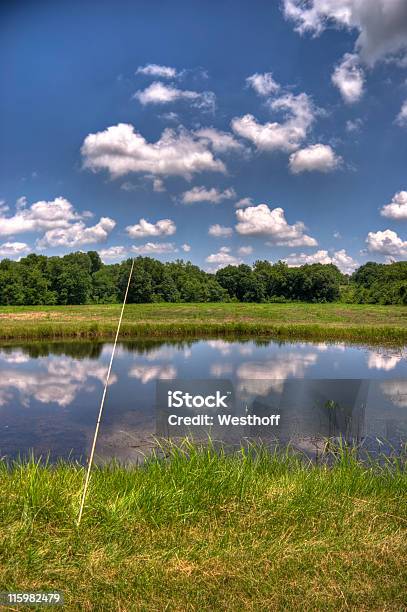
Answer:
0;338;406;463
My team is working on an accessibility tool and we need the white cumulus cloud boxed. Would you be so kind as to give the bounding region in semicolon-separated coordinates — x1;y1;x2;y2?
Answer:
98;246;127;262
235;204;317;247
126;218;176;239
380;191;407;219
181;243;191;252
231;92;315;152
208;224;233;238
246;72;280;96
237;353;318;389
181;186;236;204
129;364;177;383
37;217;116;249
134;81;215;111
366;229;407;258
368;351;401;371
284;249;358;274
0;197;81;236
331;53;365;103
81;123;226;180
289;144;342;174
0;241;30;257
136;64;179;79
0;357;116;408
282;0;407;66
131;242;178;255
194;127;246;153
206;246;242;267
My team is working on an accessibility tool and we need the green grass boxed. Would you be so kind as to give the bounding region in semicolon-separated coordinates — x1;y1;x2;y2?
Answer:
1;302;407;344
1;442;406;610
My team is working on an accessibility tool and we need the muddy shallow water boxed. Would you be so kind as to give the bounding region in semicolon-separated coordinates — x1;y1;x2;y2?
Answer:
0;339;406;463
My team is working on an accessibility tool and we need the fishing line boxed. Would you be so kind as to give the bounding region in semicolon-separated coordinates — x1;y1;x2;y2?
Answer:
77;258;135;526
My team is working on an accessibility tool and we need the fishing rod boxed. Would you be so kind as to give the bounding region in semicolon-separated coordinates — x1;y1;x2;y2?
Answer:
77;258;135;526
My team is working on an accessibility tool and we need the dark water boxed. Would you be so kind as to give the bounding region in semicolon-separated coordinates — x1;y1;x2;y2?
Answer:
0;339;406;463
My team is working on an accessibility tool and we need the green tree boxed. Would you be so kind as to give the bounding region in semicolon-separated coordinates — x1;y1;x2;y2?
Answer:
156;271;180;302
92;266;119;303
0;263;25;305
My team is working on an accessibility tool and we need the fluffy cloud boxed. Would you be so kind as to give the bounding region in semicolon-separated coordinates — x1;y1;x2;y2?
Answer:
380;191;407;219
0;197;81;236
282;0;407;66
246;72;280;96
181;243;191;252
331;53;365;103
136;64;178;79
0;241;30;257
0;196;115;251
289;144;342;173
331;250;359;274
366;229;407;258
367;351;401;371
131;242;177;255
396;100;407;126
235;204;317;247
208;224;233;238
231;92;315;152
238;245;253;256
0;357;116;408
126;218;176;238
129;364;177;383
37;217;115;249
81;123;226;180
134;82;215;111
98;246;127;262
181;186;236;204
237;352;318;386
194;127;246;153
206;246;241;267
284;249;358;274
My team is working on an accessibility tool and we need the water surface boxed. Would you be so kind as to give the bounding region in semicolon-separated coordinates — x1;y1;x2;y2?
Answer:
0;339;406;462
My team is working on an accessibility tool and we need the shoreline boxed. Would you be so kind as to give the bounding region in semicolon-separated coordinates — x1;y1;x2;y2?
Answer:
0;321;406;345
0;303;407;345
1;445;406;610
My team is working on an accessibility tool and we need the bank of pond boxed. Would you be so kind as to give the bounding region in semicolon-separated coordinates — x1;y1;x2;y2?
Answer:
0;443;406;610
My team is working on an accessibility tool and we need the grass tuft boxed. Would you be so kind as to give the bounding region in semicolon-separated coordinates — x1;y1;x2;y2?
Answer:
0;442;406;609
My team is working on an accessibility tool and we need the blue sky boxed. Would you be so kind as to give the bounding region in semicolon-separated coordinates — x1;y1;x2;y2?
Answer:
1;0;407;273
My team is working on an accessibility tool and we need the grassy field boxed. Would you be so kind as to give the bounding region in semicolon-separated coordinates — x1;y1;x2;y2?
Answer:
0;443;406;611
1;302;407;344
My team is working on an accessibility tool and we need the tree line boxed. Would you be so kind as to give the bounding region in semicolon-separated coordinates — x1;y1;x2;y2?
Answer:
348;261;407;305
0;251;405;305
